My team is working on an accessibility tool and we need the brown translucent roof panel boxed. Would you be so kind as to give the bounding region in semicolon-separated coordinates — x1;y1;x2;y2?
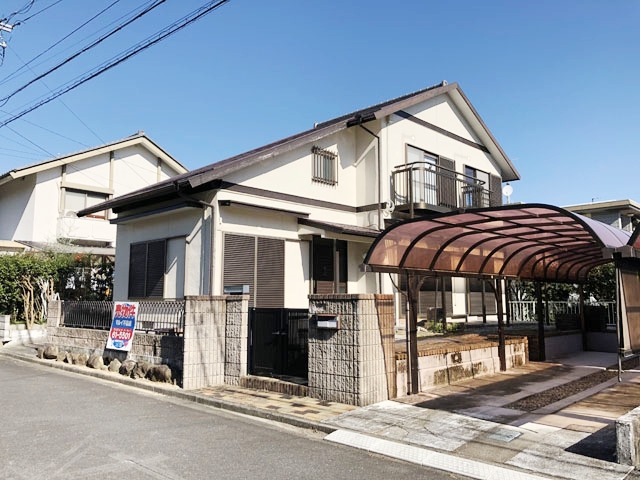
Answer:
365;203;637;282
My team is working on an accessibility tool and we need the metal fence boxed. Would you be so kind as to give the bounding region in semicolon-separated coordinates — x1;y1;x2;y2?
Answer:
508;300;617;328
61;300;185;334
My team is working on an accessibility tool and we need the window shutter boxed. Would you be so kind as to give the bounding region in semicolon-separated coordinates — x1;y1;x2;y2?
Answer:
223;234;256;306
437;157;457;209
145;240;166;297
129;243;147;298
489;174;503;206
256;237;284;308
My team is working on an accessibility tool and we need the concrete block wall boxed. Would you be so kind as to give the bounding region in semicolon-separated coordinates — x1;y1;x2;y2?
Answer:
308;294;395;406
617;406;640;466
1;314;11;342
182;296;228;390
396;337;528;397
224;295;249;385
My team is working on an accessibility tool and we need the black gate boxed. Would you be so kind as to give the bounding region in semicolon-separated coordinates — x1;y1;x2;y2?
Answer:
249;308;308;379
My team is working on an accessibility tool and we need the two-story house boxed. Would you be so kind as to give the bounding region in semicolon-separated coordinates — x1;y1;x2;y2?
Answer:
565;199;640;234
0;132;188;255
78;82;519;320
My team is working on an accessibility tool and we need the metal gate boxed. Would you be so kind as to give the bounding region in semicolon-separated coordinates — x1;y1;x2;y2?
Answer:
249;308;308;379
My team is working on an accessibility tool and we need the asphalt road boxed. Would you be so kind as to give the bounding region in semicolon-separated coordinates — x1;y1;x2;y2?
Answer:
0;356;468;479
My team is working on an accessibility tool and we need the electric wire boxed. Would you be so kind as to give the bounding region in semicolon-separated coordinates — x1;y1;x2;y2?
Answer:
0;0;167;107
0;0;120;87
14;0;64;25
5;123;53;156
7;47;104;143
1;0;35;23
0;0;231;130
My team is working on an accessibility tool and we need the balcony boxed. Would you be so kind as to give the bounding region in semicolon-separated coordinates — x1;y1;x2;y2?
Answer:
391;162;497;216
57;214;116;244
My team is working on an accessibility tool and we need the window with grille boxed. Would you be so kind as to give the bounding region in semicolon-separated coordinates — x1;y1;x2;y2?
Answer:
128;240;166;298
312;146;338;185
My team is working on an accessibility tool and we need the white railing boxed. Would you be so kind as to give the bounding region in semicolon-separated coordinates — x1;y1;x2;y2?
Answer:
508;300;617;328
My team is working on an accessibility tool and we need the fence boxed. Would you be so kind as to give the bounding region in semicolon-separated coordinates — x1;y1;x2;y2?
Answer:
508;300;617;328
61;300;185;334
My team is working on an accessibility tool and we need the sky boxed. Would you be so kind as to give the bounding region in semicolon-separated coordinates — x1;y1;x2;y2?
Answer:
0;0;638;207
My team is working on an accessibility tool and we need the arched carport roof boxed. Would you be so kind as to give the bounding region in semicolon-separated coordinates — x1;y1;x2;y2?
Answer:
364;204;639;283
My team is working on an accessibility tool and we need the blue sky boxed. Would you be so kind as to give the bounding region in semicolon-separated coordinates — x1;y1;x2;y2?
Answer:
0;0;637;206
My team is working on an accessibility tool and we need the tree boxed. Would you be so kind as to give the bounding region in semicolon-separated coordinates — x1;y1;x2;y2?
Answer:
0;251;113;328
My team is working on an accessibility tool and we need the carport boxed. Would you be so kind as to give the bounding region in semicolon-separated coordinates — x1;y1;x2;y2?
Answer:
364;203;640;394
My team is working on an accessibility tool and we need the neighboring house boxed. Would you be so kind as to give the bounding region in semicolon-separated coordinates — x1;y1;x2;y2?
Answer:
565;199;640;234
0;132;188;255
79;81;520;321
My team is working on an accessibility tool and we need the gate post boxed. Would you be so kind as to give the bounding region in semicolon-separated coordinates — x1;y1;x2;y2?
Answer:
308;294;395;406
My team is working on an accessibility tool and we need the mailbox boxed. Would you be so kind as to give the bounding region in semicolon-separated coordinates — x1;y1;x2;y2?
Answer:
223;285;250;295
314;314;340;330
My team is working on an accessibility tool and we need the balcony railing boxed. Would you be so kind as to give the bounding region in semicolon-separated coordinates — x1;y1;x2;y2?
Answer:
392;162;496;215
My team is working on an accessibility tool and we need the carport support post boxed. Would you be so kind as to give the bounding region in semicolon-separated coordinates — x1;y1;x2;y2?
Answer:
579;284;587;351
440;276;447;333
495;278;506;371
406;273;420;395
535;281;546;361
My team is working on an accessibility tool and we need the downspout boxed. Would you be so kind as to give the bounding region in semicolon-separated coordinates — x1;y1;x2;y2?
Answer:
359;122;383;294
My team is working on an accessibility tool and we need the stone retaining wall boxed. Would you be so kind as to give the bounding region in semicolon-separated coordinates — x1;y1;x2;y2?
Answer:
396;336;528;396
46;296;249;390
47;326;183;369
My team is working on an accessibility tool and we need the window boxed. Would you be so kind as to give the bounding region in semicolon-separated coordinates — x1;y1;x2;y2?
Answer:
463;166;490;208
405;145;456;209
312;237;347;294
222;234;285;308
64;189;108;219
128;240;166;298
312;146;338;185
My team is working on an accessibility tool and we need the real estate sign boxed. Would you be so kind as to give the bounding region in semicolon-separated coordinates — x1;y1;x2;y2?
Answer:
106;302;138;351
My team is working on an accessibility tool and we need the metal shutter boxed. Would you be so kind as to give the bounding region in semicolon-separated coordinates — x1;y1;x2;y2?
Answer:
489;174;502;207
256;237;284;308
223;234;256;306
438;157;457;209
128;243;147;298
145;240;166;297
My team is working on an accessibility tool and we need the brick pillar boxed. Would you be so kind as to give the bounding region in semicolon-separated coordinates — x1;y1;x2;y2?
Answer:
182;296;227;390
224;295;249;385
308;294;395;406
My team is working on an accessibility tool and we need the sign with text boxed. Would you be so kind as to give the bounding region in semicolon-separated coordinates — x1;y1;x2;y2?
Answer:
106;302;138;351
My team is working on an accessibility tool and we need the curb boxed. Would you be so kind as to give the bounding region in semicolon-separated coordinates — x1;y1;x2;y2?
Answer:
0;347;336;435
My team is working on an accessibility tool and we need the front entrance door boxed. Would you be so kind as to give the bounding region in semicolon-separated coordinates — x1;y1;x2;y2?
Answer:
249;308;308;379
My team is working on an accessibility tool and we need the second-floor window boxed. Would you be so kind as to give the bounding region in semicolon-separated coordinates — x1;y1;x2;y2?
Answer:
312;146;338;185
64;189;108;219
463;166;490;208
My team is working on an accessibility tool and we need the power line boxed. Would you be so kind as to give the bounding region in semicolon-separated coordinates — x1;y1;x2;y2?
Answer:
8;47;104;144
5;124;53;156
0;0;120;86
0;0;167;107
0;0;231;130
14;0;64;25
1;0;35;23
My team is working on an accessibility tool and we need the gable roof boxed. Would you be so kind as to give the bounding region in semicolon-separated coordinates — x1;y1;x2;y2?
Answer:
79;81;519;217
0;131;187;187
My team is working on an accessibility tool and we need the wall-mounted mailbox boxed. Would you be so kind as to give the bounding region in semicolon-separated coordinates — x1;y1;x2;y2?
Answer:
223;284;250;295
314;314;340;330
